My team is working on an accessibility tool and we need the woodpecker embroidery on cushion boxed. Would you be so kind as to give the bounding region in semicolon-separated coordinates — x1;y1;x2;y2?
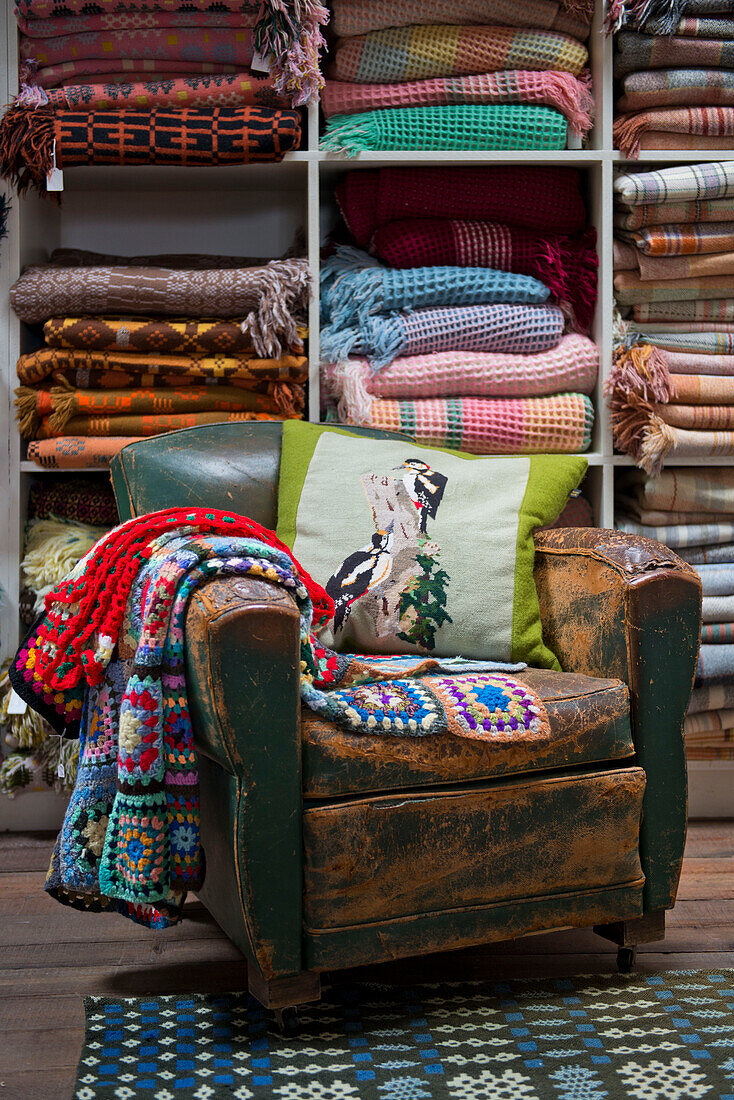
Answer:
326;522;395;634
394;459;448;534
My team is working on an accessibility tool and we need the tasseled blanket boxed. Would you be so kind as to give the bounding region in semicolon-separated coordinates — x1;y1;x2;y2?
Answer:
12;508;534;927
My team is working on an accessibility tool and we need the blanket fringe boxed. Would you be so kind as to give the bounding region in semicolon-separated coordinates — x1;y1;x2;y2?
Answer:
640;413;676;477
550;69;594;137
0;101;55;197
321;246;385;328
320;113;375;156
612;110;649;160
14;385;43;438
533;227;598;334
560;0;595;24
240;258;310;358
332;360;374;425
604;343;672;462
255;0;328;107
603;0;680;32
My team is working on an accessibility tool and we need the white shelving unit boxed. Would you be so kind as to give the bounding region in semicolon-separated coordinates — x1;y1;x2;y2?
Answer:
0;0;729;824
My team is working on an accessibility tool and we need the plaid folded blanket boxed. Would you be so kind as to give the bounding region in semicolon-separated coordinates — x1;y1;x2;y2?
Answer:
36;409;285;438
321;303;565;370
0;106;302;196
688;681;734;712
617;466;734;516
329;0;590;38
320;104;568;155
635;321;734;333
11;259;310;357
606;0;730;34
322;335;598;408
675;17;734;36
617;70;734;114
43;316;306;355
27;436;144;467
616;197;734;230
337;167;588;243
25;72;288;112
622;132;734;154
686;708;734;734
332;25;588;83
617;517;734;548
684;545;734;567
321;247;550;328
371;220;597;333
321;71;594;137
615;270;734;305
614;161;734;206
615;107;734;159
633;301;734;323
328;392;594;455
632;331;734;354
615;240;734;282
614;34;734;80
619;223;734;256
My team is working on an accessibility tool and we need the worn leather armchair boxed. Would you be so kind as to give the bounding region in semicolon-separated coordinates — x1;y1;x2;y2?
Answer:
110;422;702;1023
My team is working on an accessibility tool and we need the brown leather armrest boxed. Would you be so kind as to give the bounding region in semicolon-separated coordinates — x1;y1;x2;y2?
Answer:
534;527;702;912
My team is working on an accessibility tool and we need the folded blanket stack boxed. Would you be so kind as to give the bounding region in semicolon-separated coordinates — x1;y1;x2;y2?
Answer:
321;167;598;456
609;161;734;473
610;0;734;156
0;0;328;194
10;248;310;467
320;0;595;153
616;466;734;761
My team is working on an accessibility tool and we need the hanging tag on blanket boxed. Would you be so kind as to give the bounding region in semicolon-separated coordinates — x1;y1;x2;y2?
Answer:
251;50;272;73
57;760;65;779
46;140;64;192
7;689;27;715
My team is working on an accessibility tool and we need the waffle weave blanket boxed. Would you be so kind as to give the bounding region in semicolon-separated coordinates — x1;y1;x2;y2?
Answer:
25;72;288;111
320;104;568;154
321;247;550;328
371;220;597;333
328;392;594;455
321;71;594;136
337;167;588;244
321;303;565;371
615;107;734;159
10;259;309;358
0;106;302;196
331;25;588;83
11;512;531;925
614;161;734;206
328;0;590;38
617;69;734;113
42;316;303;355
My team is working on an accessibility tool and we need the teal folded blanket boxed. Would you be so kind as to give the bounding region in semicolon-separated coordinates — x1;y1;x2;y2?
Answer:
320;104;568;156
321;246;549;328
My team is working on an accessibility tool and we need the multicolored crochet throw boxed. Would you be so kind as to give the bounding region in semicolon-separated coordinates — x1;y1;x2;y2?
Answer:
12;509;535;927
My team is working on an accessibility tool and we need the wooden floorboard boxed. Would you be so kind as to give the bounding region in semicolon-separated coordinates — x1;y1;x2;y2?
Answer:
1;821;733;1100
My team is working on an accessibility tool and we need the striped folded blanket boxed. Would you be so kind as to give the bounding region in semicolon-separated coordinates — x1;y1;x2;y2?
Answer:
321;71;594;137
700;626;734;645
617;466;734;516
617;70;734;113
0;106;302;196
696;564;734;596
337;166;588;242
329;0;591;38
327;392;594;455
686;709;734;735
633;302;734;324
614;161;734;206
703;596;734;622
688;681;734;713
321;248;550;327
630;331;734;354
634;322;734;334
614;240;734;282
35;409;285;438
322;336;599;409
43;316;306;355
696;645;734;685
674;17;734;36
617;517;734;549
320;104;568;155
615;270;734;306
614;33;734;80
619;223;734;257
371;220;597;333
24;72;289;112
606;0;730;34
615;107;734;159
615;197;734;230
332;25;588;83
321;302;565;370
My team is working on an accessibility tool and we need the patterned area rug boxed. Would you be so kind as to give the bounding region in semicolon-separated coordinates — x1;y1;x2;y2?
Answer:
74;971;734;1099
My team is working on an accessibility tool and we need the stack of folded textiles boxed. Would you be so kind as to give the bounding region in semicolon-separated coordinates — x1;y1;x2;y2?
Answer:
608;160;734;474
616;466;734;763
0;0;328;195
10;247;310;468
320;0;595;154
320;166;598;455
610;0;734;157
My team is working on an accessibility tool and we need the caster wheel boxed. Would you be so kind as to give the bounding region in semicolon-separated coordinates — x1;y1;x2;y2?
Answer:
273;1006;301;1037
617;946;637;974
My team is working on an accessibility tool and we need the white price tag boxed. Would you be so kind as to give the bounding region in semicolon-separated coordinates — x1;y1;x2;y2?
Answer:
7;689;27;715
57;761;65;779
46;139;64;192
251;49;272;73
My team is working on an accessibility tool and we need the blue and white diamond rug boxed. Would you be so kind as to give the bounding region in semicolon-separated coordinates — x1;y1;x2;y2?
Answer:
74;970;734;1099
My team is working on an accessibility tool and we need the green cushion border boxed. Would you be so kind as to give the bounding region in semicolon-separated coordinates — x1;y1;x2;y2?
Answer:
278;422;587;668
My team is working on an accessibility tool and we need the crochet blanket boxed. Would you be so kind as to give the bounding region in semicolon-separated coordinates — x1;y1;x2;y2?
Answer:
617;69;734;113
10;259;310;357
43;316;306;355
27;437;144;468
371;219;597;333
336;167;588;244
16;347;308;387
0;106;302;196
321;303;566;371
321;72;594;137
25;73;289;112
615;107;734;159
320;104;568;155
327;392;594;455
321;247;550;327
12;513;536;925
614;161;734;206
322;335;599;405
331;25;588;83
329;0;591;38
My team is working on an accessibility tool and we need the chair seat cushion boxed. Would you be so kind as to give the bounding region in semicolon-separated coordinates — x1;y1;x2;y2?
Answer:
302;668;633;798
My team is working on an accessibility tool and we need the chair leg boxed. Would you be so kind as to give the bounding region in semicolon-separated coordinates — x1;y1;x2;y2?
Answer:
247;969;321;1014
594;909;666;973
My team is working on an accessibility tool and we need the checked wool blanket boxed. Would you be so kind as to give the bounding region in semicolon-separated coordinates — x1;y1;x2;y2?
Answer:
614;270;734;306
633;302;734;324
43;316;306;356
320;104;569;155
0;106;302;197
615;239;734;281
614;161;734;206
25;73;290;112
337;167;588;244
617;70;734;113
371;220;597;333
329;0;591;38
331;25;588;83
614;107;734;159
321;71;594;137
618;222;734;256
614;33;734;78
11;509;533;927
